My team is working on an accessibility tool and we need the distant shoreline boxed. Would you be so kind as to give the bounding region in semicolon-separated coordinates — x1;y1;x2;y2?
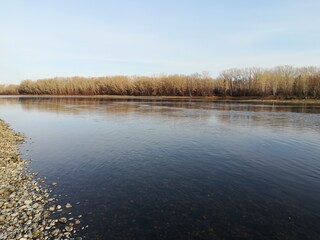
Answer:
1;95;320;104
1;66;320;98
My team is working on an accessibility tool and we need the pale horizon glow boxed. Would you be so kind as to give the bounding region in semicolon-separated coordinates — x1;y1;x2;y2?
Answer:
1;0;320;84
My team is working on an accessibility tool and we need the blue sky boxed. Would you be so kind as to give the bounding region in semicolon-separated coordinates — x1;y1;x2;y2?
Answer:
1;0;320;83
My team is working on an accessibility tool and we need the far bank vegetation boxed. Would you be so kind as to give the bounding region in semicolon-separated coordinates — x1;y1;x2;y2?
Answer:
1;66;320;98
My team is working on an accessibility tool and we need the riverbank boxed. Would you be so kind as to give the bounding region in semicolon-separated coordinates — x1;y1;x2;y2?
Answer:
0;120;80;239
1;95;320;105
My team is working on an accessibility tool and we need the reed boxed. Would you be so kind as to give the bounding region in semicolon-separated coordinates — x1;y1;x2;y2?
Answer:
1;66;319;98
0;84;19;95
17;75;216;97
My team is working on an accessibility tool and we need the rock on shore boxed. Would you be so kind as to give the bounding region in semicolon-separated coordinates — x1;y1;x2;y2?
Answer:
0;119;79;239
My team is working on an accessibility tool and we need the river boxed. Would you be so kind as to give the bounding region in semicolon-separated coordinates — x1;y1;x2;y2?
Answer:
0;97;319;239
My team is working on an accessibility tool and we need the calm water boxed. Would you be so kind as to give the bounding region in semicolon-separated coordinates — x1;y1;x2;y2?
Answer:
1;97;320;240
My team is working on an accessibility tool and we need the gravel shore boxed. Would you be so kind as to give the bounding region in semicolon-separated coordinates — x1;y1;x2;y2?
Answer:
0;119;80;240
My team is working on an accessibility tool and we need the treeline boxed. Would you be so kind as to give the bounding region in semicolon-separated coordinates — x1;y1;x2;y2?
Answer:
216;66;320;98
1;66;320;98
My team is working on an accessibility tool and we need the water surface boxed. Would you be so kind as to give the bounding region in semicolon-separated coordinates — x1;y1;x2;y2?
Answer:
0;97;320;240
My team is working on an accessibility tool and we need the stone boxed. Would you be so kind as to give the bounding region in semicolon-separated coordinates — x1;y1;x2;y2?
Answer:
65;203;72;208
51;228;60;236
32;228;41;238
48;205;56;211
65;225;74;232
32;203;39;209
24;200;32;205
59;217;67;224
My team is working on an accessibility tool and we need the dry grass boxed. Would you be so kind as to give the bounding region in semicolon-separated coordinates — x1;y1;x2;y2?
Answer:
17;75;216;97
0;84;19;95
1;66;319;98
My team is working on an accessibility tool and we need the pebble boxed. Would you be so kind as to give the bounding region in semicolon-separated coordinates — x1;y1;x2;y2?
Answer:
32;203;39;209
52;228;60;236
48;205;56;211
24;200;32;205
59;217;68;224
65;225;74;232
66;203;72;208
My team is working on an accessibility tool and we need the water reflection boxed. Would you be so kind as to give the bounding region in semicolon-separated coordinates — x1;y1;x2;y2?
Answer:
0;97;319;131
1;97;320;114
